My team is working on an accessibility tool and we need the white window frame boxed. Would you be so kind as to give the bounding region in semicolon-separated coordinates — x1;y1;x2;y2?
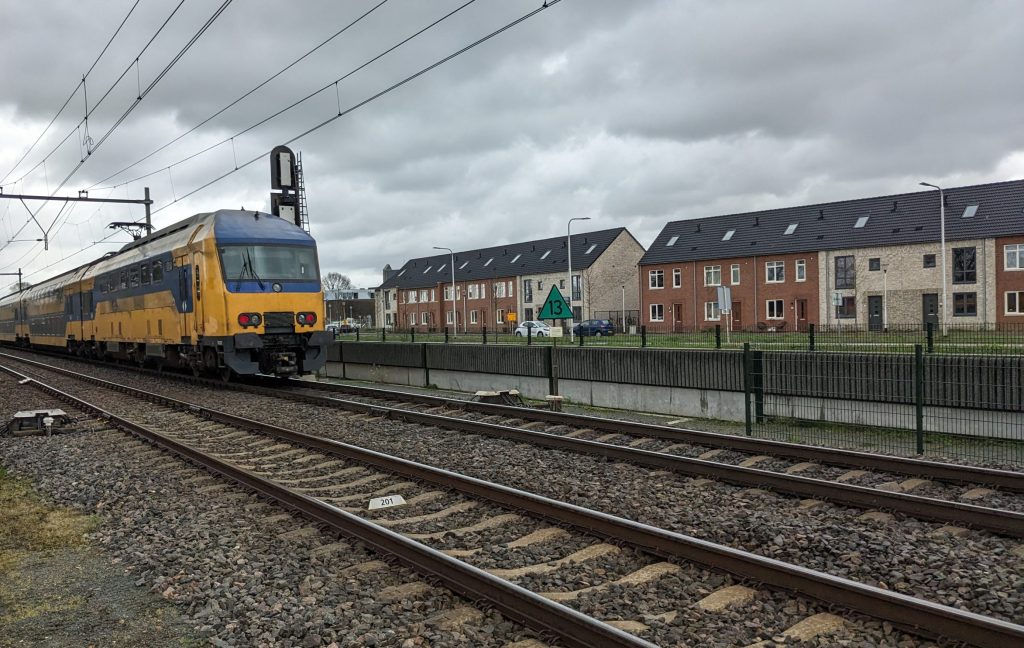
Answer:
704;301;721;321
408;312;416;325
649;303;664;322
495;282;506;298
421;312;429;325
419;289;428;302
672;268;681;288
704;265;721;287
480;283;486;299
446;310;454;324
444;286;452;300
730;264;740;285
649;270;664;289
468;284;478;300
408;291;418;304
765;260;785;283
470;310;478;324
766;299;784;320
1005;244;1024;270
496;308;505;323
795;259;806;282
430;289;436;302
1006;291;1024;315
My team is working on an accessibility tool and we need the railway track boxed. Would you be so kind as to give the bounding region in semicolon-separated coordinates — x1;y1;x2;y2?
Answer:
4;358;1024;647
4;350;1020;538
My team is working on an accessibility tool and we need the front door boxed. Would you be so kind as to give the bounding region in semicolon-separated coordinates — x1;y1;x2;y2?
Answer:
672;303;683;332
868;295;883;331
922;293;938;330
731;301;742;330
795;299;807;331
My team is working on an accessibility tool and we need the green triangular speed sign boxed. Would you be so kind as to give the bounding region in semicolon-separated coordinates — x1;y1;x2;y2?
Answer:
538;284;573;320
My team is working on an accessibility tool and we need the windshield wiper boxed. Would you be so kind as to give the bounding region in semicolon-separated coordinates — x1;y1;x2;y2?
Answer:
244;249;265;290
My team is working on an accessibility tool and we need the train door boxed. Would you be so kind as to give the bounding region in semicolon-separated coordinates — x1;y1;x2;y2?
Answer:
176;256;193;343
193;251;204;337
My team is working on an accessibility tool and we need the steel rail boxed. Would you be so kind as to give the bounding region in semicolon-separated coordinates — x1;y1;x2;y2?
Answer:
3;359;1024;646
2;351;1021;537
288;379;1024;492
0;363;653;648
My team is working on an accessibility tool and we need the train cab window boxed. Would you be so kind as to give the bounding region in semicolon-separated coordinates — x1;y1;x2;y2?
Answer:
141;263;151;285
152;262;164;284
130;267;140;288
119;271;128;290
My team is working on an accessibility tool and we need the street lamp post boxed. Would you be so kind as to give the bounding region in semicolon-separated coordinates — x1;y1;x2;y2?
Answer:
882;262;889;331
919;182;947;336
567;216;591;342
433;246;457;338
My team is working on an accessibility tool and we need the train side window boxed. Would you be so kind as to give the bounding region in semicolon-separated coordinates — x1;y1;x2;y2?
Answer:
152;262;164;284
165;260;172;272
130;267;140;287
119;271;128;290
100;278;107;294
141;263;151;285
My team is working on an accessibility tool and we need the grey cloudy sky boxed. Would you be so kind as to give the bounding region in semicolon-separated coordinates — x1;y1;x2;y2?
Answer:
1;0;1023;291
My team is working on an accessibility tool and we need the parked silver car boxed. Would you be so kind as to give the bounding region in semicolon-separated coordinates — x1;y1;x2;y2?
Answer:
514;320;551;337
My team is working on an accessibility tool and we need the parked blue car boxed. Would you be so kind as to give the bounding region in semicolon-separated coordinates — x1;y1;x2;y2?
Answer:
572;319;615;336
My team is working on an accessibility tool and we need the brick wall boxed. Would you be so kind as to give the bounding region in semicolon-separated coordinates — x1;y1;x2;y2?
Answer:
996;235;1024;328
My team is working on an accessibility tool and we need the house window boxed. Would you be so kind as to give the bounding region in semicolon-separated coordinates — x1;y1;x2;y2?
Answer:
559;279;565;289
649;270;664;289
923;254;936;268
496;308;505;323
495;282;506;298
704;302;721;321
765;261;784;283
419;289;428;302
869;258;881;271
446;310;454;324
834;256;855;289
650;304;664;321
408;290;417;304
421;312;429;325
835;296;856;319
731;264;740;285
952;247;976;284
571;275;581;301
704;265;721;286
480;283;486;299
523;280;533;302
470;310;478;324
408;313;416;326
672;268;681;288
430;289;436;302
444;286;452;300
1004;244;1024;270
468;284;478;299
953;292;977;317
385;313;392;325
795;259;806;282
508;281;514;297
766;299;784;319
1006;291;1024;315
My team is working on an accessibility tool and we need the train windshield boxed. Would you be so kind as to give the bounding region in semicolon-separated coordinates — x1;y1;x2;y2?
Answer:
219;245;319;283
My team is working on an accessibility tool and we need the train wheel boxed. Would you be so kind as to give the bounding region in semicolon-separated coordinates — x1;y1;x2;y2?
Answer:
219;366;233;383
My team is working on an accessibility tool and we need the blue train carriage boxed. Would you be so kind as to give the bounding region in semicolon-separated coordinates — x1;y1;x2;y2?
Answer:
0;209;330;378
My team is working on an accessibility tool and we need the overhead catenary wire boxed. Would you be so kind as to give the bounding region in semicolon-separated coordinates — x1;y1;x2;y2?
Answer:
5;0;189;189
150;0;563;217
91;0;394;189
0;0;143;186
96;0;481;191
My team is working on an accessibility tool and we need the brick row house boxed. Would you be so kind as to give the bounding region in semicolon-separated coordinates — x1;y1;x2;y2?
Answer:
640;179;1024;332
376;228;645;332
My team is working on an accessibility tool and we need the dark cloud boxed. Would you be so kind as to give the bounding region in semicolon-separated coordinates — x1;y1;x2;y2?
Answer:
1;0;1022;289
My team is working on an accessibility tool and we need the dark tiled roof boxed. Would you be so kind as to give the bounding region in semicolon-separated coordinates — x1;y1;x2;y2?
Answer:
379;228;628;290
640;179;1024;266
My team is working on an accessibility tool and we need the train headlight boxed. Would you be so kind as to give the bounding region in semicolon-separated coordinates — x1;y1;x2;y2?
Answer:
296;312;317;326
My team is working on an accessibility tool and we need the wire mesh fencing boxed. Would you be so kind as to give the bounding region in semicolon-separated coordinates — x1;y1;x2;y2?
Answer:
743;343;1024;467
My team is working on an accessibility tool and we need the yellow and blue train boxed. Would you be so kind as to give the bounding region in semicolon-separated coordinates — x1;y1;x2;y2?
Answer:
0;209;331;378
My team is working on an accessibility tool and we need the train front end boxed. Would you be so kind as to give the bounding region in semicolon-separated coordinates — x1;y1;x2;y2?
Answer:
212;211;331;376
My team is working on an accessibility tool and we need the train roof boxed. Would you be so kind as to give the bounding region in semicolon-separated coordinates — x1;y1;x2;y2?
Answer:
0;210;313;306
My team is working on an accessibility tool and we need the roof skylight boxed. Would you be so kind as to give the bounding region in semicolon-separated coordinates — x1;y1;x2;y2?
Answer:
961;205;978;218
510;254;521;263
397;269;406;276
585;244;597;254
541;250;551;259
423;266;432;273
722;230;735;241
438;264;446;272
784;223;798;235
484;258;493;267
854;216;869;228
666;235;679;246
459;261;468;270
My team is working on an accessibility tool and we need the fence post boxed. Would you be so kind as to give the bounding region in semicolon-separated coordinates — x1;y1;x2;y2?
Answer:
808;323;815;351
926;322;934;353
743;342;752;436
715;324;722;349
914;343;925;455
527;326;532;345
641;325;647;348
579;330;584;347
340;340;346;380
444;327;449;343
483;326;488;345
382;327;386;342
356;328;360;342
411;327;415;344
421;342;430;387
